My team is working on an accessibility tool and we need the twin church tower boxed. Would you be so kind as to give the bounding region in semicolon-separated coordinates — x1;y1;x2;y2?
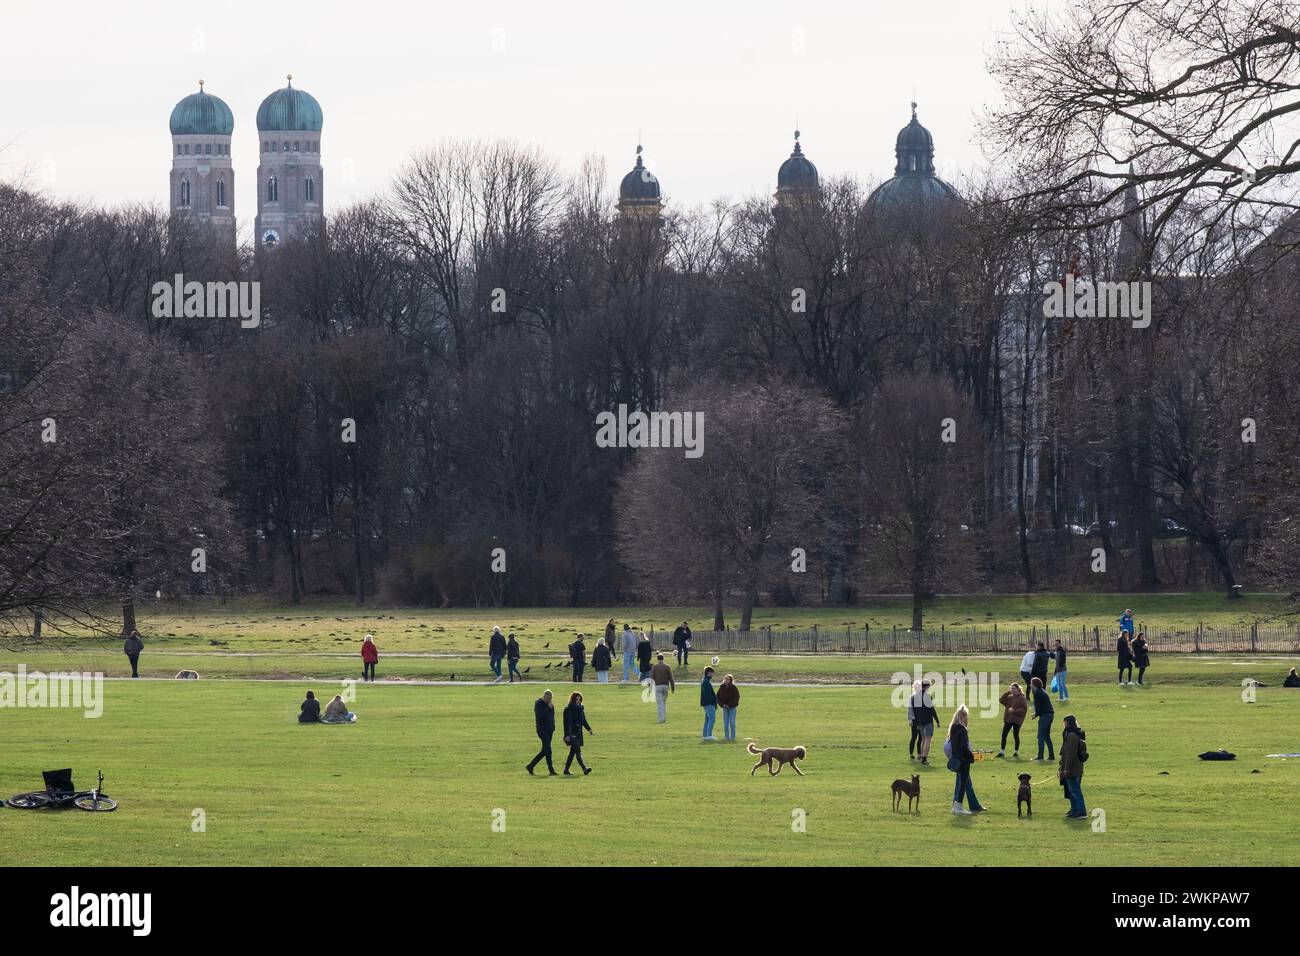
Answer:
168;76;323;249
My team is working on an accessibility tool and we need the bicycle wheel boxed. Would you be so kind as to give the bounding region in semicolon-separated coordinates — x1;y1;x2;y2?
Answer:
6;792;53;809
73;794;117;812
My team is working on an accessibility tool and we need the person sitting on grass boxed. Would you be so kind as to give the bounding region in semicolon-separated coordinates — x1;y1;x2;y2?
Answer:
1284;667;1300;688
298;690;321;723
322;694;353;723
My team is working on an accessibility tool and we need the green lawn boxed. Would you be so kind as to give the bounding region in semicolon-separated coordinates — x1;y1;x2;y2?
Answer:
2;663;1297;866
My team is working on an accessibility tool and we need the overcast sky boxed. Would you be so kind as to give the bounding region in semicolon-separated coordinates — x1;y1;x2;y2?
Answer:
1;0;1040;240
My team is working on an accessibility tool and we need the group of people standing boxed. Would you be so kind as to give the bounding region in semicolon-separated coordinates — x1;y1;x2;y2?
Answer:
1116;610;1150;685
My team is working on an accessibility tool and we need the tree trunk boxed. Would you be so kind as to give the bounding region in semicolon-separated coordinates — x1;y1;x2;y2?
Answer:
352;457;365;606
911;588;924;632
739;588;758;632
121;596;136;636
712;591;725;631
33;610;43;641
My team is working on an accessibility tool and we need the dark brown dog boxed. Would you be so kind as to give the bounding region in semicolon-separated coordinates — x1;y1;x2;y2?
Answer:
748;742;806;776
891;774;921;812
1017;773;1033;817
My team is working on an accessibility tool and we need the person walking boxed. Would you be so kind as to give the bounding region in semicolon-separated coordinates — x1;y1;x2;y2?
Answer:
525;690;557;775
672;621;692;666
123;629;144;679
1031;641;1051;692
650;653;675;722
1132;631;1150;685
1059;714;1089;818
569;633;587;683
636;631;654;680
562;691;593;775
700;667;718;741
996;682;1028;758
1019;646;1036;695
717;674;740;741
604;618;617;656
620;624;639;683
1030;676;1055;760
1052;640;1068;701
361;634;379;683
946;705;984;815
1116;633;1134;685
489;626;507;683
506;632;523;683
591;639;612;683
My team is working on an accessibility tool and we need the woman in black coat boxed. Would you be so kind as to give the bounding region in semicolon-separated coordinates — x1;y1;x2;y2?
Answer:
1131;633;1150;685
1116;634;1134;685
562;692;593;775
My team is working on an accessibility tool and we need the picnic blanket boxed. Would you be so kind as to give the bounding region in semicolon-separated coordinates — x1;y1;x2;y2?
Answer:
320;712;357;724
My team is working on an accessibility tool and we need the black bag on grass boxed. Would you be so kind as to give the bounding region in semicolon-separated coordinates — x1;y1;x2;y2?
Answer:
1198;750;1236;761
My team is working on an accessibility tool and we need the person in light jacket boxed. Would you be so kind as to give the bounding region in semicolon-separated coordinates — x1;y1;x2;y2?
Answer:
620;624;639;683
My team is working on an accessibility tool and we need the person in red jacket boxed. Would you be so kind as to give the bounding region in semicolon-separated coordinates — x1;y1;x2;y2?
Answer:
361;634;379;682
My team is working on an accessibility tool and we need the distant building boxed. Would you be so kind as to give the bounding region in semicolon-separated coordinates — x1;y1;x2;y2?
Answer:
775;130;819;207
255;76;324;249
168;81;236;246
867;103;960;210
617;144;663;222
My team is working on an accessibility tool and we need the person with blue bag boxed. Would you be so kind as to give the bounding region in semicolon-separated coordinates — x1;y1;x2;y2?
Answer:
1051;639;1068;701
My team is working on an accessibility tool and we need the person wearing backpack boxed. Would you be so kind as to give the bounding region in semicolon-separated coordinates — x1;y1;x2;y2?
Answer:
123;629;144;678
1059;714;1089;818
569;634;587;683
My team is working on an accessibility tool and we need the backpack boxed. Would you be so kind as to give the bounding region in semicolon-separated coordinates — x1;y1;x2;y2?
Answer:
1077;738;1089;763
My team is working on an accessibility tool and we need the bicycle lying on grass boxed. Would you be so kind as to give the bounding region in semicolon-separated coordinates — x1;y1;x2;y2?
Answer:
5;769;117;812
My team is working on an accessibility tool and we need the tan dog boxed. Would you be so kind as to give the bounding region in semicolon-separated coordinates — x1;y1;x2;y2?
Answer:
891;774;921;812
748;742;806;776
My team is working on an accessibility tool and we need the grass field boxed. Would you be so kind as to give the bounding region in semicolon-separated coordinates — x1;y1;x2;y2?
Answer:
3;652;1299;866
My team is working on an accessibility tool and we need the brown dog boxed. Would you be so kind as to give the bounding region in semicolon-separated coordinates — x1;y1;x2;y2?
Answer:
1017;773;1033;817
891;774;921;812
748;742;806;776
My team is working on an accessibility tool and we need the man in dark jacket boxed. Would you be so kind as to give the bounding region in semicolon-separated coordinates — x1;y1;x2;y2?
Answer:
1030;677;1055;760
489;626;507;683
636;632;654;680
526;691;557;775
672;622;691;666
123;630;144;678
1059;714;1089;817
1031;642;1051;692
569;634;587;683
1053;640;1069;702
700;667;718;741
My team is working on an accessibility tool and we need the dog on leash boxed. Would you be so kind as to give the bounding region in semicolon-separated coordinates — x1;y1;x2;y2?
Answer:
747;742;806;776
891;774;921;813
1017;773;1033;817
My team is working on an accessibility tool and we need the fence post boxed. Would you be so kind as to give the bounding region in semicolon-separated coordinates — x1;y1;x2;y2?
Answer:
993;622;998;652
1195;622;1201;653
892;624;898;654
941;624;946;653
766;626;772;653
1093;626;1099;650
1251;623;1257;653
865;623;870;653
812;624;818;654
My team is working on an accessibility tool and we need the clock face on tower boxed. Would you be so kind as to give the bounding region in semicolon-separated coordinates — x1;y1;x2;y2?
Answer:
262;229;280;246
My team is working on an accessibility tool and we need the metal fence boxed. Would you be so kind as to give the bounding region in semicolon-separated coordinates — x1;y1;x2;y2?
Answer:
647;623;1300;655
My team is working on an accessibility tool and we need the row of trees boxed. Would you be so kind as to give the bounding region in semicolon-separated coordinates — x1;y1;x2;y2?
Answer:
2;0;1297;632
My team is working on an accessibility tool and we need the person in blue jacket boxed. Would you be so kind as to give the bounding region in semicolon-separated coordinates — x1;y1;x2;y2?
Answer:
700;667;718;741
